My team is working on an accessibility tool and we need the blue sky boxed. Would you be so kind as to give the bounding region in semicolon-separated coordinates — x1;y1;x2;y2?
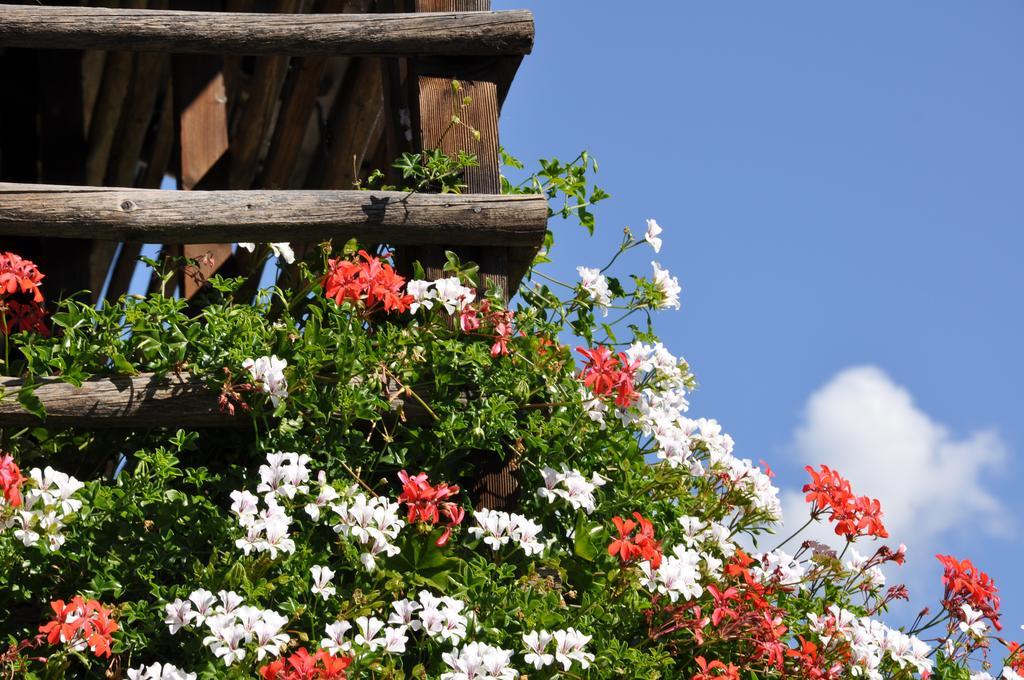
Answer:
495;1;1024;639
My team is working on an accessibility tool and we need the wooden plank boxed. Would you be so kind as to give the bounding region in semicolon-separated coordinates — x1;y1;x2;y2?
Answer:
317;56;385;190
229;0;304;190
0;7;535;57
173;56;229;191
0;373;446;428
109;52;170;186
0;183;549;246
172;49;232;297
258;54;331;189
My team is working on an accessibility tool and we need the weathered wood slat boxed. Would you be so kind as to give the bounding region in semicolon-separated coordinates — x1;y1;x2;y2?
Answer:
0;374;443;428
0;374;228;428
0;7;534;57
0;183;548;246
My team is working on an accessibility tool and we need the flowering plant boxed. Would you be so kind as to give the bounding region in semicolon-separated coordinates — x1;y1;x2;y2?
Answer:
0;153;1020;680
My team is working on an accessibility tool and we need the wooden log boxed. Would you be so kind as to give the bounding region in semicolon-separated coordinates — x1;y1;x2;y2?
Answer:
0;6;535;57
0;183;548;246
0;373;448;428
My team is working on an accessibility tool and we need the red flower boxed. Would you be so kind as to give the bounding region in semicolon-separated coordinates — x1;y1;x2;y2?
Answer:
0;454;25;508
0;252;43;302
38;596;118;659
707;584;740;626
608;512;663;568
260;648;352;680
786;636;842;679
398;470;464;547
936;554;1001;630
459;306;481;332
803;465;888;540
0;251;47;335
577;346;639;407
489;310;514;358
692;656;740;680
323;250;412;314
460;299;518;358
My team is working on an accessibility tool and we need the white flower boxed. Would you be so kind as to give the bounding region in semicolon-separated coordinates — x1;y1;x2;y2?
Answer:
9;467;86;551
202;619;247;667
433;277;476;314
331;492;404;571
752;549;807;588
650;261;681;310
233;606;263;636
389;599;422;630
237;242;295;264
417;590;468;645
164;598;197;635
553;627;594;671
30;467;85;516
382;625;409;654
216;590;244;616
126;663;197;680
257;453;311;501
187;589;217;626
639;545;703;603
959;604;987;638
579;388;608;428
644;218;663;253
469;508;545;556
310;565;336;600
243;355;289;406
355;616;388;652
252;610;290;660
522;629;554;669
304;471;339;521
536;466;605;514
441;641;517;680
229;490;260;522
407;279;435;314
576;266;612;315
321;621;353;656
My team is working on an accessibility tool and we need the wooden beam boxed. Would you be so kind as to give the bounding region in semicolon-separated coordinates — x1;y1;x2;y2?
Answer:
172;49;233;297
0;7;535;57
0;373;445;428
0;183;549;246
229;0;304;190
317;56;385;190
0;374;229;428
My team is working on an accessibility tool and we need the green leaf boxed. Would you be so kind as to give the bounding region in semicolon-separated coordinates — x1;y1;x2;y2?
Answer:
17;383;46;420
573;510;601;562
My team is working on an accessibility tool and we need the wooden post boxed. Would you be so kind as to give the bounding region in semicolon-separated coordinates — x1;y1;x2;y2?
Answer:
408;0;518;511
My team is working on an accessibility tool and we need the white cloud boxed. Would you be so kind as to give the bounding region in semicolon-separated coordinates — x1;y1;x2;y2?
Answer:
781;365;1008;550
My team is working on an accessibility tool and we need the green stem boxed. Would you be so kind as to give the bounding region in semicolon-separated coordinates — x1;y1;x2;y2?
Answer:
770;514;816;552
